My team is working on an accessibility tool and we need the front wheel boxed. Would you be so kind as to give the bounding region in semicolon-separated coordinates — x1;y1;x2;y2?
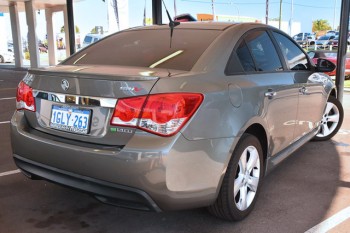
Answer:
314;95;343;141
208;134;264;221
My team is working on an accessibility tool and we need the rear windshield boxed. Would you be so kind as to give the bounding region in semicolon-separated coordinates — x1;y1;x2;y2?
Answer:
63;28;221;71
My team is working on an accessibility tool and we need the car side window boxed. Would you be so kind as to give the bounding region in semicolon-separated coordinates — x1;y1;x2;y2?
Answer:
245;31;282;72
273;32;310;71
228;30;283;74
236;41;256;72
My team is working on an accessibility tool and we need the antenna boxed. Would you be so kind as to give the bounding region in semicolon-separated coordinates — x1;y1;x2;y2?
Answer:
161;0;180;48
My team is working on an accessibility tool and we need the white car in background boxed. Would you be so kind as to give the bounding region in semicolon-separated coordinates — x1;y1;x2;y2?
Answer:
0;50;14;63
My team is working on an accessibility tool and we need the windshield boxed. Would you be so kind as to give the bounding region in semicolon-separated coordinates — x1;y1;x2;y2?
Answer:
63;28;221;71
319;36;330;40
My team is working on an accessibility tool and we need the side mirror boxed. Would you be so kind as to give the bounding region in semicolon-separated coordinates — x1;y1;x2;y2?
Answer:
316;58;336;73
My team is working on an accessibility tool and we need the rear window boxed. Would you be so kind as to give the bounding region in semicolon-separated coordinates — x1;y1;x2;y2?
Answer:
63;29;221;71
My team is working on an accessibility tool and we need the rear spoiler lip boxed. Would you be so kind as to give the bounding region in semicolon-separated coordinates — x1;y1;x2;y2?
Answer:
28;68;160;81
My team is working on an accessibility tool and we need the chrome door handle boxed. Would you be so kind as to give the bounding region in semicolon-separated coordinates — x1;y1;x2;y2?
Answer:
300;86;308;95
265;89;277;99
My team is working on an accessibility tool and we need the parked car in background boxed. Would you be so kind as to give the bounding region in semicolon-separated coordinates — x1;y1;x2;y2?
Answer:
308;50;350;78
11;22;343;221
0;50;14;63
38;43;48;53
82;33;104;48
327;35;350;49
315;35;336;48
326;30;337;36
293;32;315;47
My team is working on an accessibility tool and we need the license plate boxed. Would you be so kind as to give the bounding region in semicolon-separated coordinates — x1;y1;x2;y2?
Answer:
50;105;91;134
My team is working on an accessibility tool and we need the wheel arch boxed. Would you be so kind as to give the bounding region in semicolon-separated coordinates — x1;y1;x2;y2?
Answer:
245;124;268;171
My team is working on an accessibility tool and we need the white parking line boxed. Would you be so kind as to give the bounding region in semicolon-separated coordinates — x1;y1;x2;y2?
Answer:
0;97;16;101
0;121;10;124
305;206;350;233
0;169;21;177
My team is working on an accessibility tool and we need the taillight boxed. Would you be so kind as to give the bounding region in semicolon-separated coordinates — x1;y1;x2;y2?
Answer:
110;96;147;127
16;81;36;112
111;93;203;136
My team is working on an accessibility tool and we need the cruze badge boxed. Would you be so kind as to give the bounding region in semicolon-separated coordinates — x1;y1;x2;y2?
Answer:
61;79;70;91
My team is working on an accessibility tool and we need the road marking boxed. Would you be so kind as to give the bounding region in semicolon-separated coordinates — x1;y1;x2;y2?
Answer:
0;97;16;101
305;206;350;233
0;121;10;125
0;169;21;177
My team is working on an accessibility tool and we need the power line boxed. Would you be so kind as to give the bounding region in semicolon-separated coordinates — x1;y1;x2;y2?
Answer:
180;0;340;9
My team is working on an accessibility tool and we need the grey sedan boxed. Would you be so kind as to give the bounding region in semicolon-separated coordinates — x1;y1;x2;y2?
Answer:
11;22;343;221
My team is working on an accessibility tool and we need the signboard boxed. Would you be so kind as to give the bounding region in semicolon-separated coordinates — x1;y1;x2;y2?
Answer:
197;14;213;22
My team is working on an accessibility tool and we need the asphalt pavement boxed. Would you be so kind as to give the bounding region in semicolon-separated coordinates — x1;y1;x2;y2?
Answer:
1;68;350;233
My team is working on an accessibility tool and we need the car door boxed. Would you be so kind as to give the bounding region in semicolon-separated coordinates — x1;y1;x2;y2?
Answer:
226;30;299;156
272;31;326;140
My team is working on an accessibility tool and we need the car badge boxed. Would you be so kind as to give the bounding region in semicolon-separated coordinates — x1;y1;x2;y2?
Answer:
61;79;70;91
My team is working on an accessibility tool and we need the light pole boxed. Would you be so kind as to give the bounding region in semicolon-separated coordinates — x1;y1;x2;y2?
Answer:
279;0;282;29
333;0;337;30
212;0;215;21
230;1;240;22
265;0;269;25
289;0;293;35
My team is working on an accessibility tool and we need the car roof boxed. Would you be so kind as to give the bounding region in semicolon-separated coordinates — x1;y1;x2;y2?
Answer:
128;22;243;31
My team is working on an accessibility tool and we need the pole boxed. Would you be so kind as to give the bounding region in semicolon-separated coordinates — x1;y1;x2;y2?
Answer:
279;0;282;29
265;0;269;25
174;0;177;17
66;0;75;55
152;0;162;25
212;0;215;21
335;0;350;103
333;0;337;30
289;0;293;36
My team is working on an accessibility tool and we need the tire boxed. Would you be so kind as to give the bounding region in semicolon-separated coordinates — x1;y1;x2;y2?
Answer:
313;95;343;141
0;55;4;63
208;133;264;221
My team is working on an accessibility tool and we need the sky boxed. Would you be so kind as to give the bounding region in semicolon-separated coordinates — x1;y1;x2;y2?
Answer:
1;0;343;43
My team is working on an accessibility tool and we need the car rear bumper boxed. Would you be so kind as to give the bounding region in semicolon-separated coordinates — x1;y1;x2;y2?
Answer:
13;154;161;211
11;111;234;211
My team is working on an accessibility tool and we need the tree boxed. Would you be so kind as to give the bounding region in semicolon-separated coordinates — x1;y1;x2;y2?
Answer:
312;19;332;32
60;25;80;33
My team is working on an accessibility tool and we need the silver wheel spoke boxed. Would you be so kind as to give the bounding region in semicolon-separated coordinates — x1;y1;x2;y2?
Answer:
239;186;248;210
239;149;248;172
325;102;334;114
327;114;339;123
246;149;259;172
234;174;244;197
321;123;331;136
247;176;259;192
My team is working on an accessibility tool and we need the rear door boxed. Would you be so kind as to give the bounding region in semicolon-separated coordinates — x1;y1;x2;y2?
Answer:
226;30;299;156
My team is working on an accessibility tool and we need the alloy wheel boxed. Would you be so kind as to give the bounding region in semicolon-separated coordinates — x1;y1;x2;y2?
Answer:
234;146;260;211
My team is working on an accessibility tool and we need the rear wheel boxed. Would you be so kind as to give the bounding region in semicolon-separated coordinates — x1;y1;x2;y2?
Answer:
208;133;264;221
314;95;343;141
0;55;4;63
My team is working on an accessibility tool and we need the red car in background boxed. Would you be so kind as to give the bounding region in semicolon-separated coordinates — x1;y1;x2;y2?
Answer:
308;50;350;78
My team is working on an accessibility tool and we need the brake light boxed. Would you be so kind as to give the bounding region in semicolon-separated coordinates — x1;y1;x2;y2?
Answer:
111;93;203;136
16;81;36;112
110;96;147;127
